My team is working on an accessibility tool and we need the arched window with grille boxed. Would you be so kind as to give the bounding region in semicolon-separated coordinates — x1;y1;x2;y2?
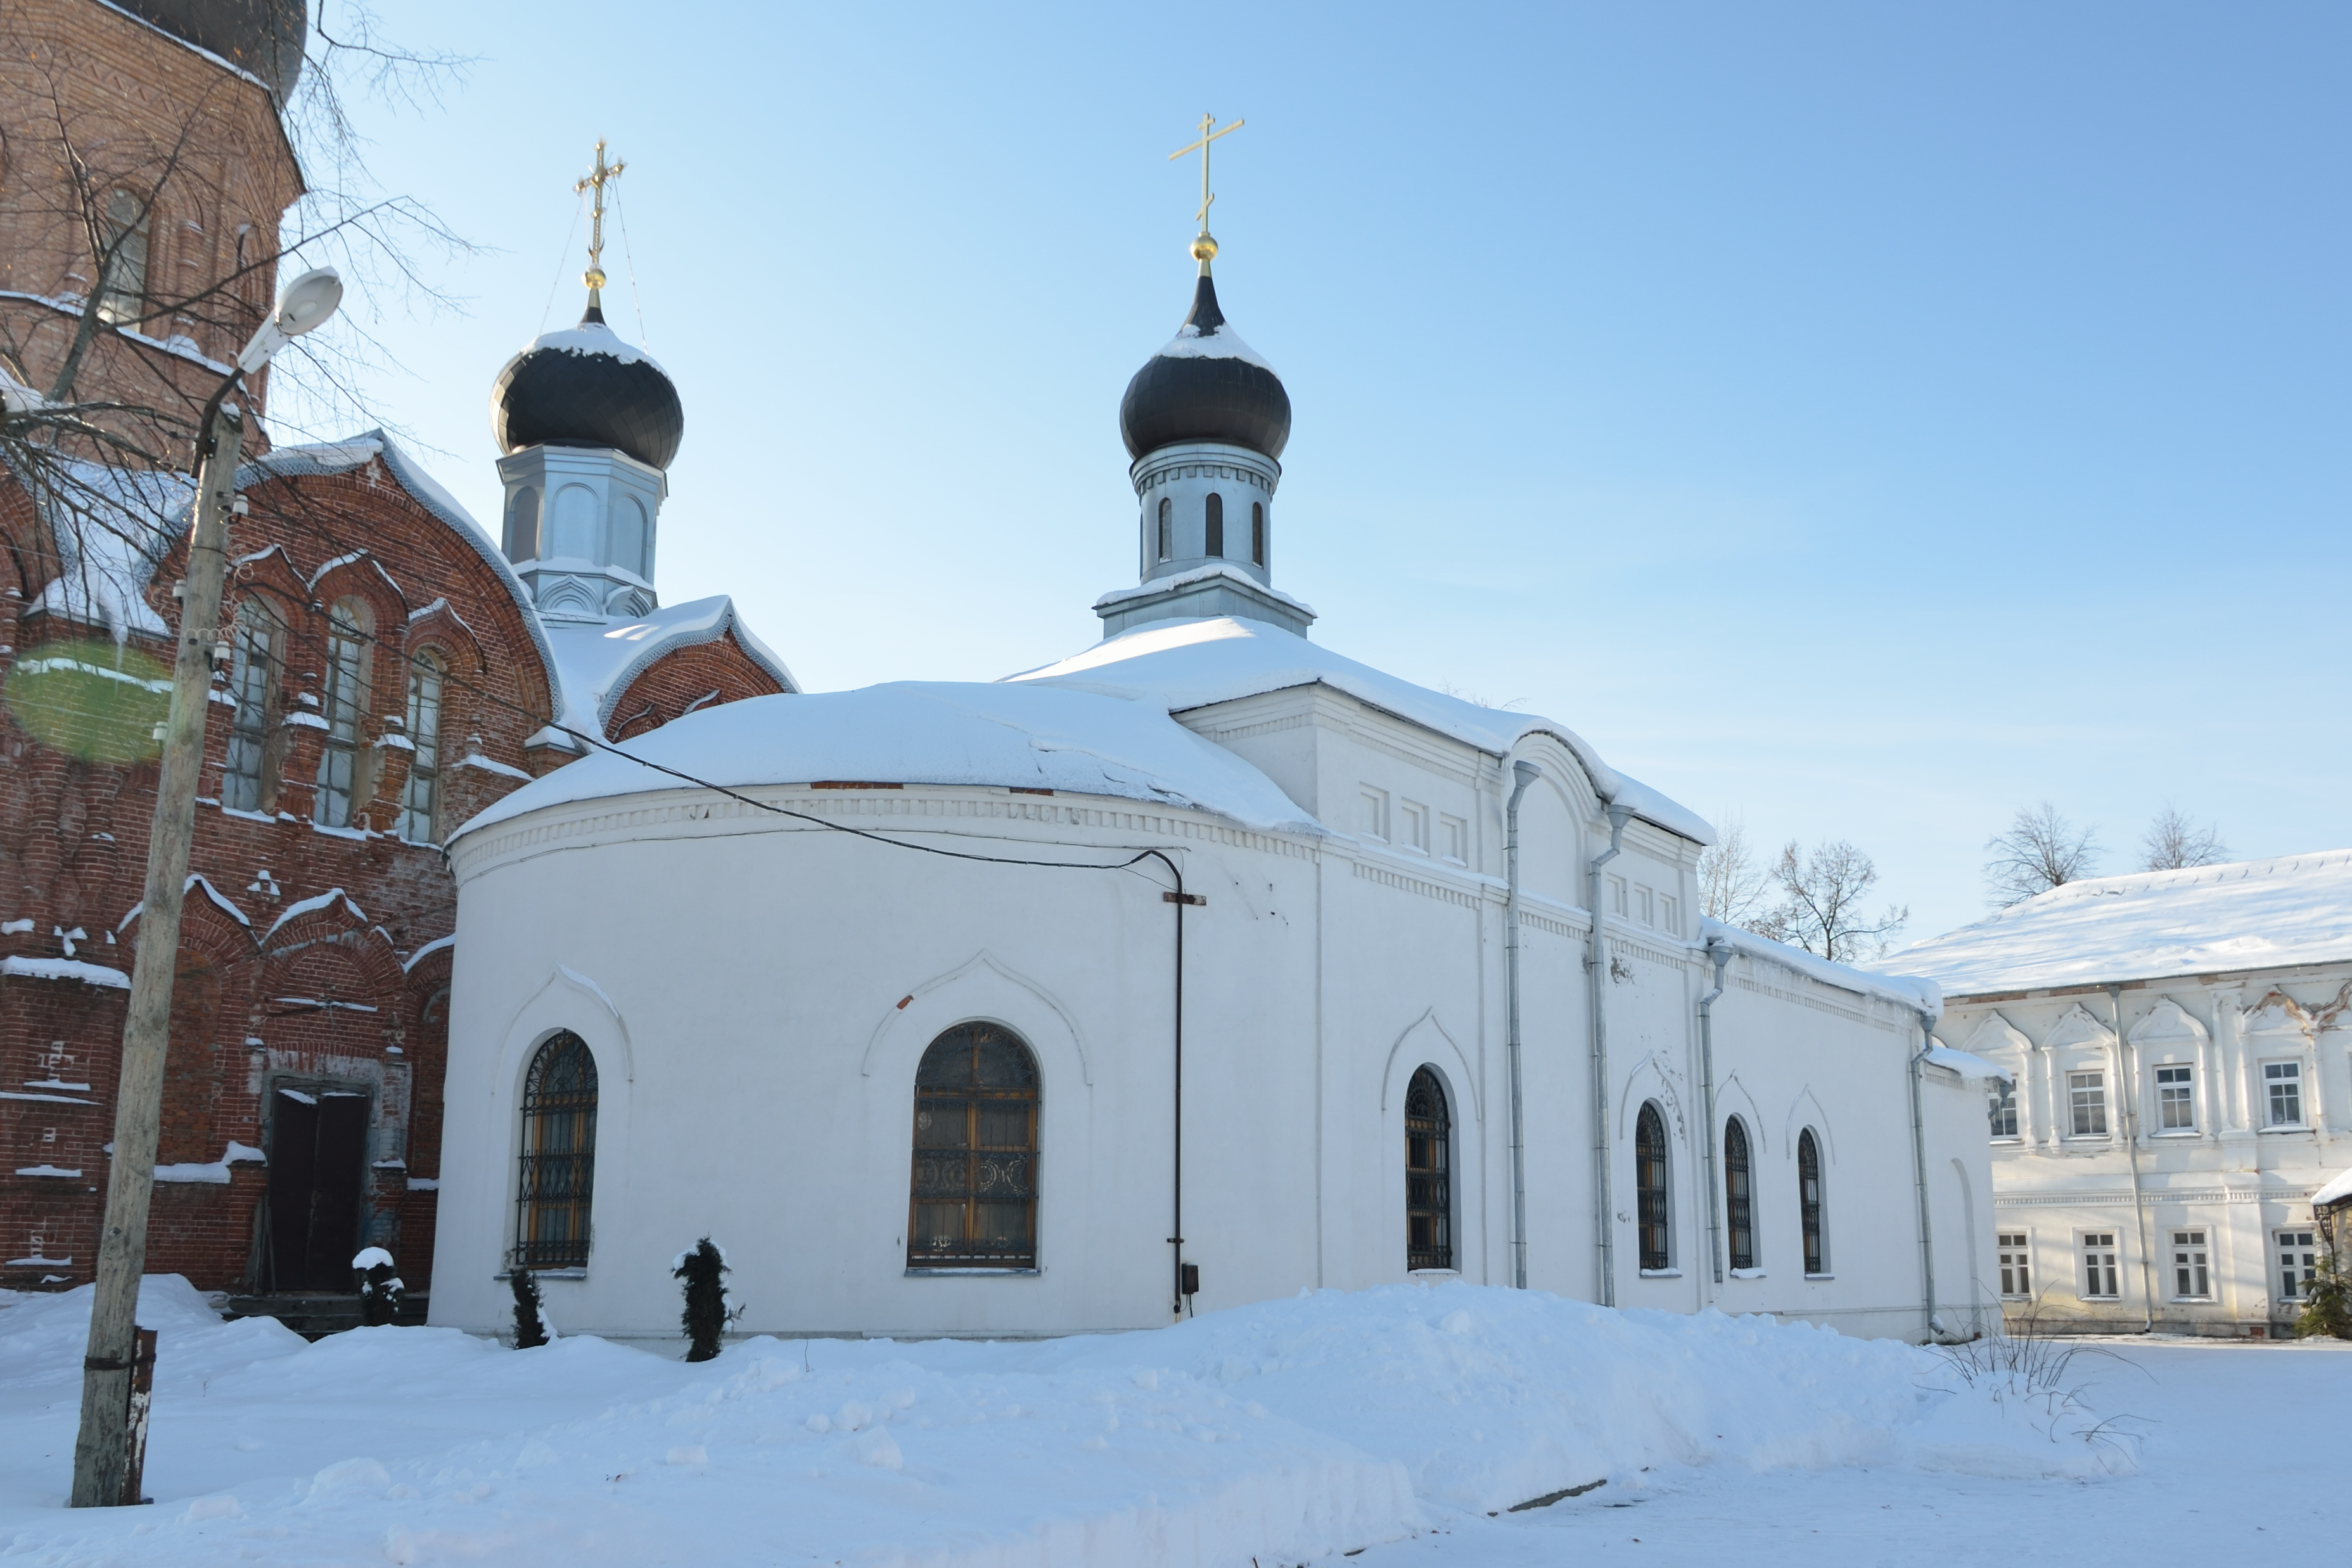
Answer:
1405;1066;1452;1271
1205;492;1224;557
1724;1116;1755;1271
908;1022;1039;1270
96;188;150;326
1251;500;1265;566
222;597;283;812
515;1031;598;1270
1156;497;1172;561
1798;1128;1825;1275
1635;1101;1671;1272
397;650;445;843
314;597;374;827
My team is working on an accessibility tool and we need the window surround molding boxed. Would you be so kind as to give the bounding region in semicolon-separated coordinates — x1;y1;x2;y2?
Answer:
2127;997;2213;1142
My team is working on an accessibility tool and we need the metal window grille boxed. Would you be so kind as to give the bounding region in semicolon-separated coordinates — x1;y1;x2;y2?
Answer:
2171;1230;2210;1299
397;652;445;843
222;600;281;812
1635;1102;1671;1272
2278;1230;2317;1299
1405;1067;1452;1271
1723;1117;1754;1271
2156;1065;2195;1131
1988;1078;2019;1139
2265;1062;2303;1126
313;601;371;827
2082;1233;2119;1299
1798;1129;1824;1275
1998;1232;2031;1297
2068;1071;2107;1137
907;1023;1039;1270
514;1032;598;1270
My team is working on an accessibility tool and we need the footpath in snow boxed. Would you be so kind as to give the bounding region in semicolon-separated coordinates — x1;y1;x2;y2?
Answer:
0;1277;2130;1567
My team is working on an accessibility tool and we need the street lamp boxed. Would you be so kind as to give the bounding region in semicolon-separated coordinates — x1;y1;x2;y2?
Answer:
70;269;342;1509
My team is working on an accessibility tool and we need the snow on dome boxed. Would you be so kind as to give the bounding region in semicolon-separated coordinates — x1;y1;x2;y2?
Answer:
451;681;1325;842
1120;273;1292;461
490;309;684;471
1893;850;2352;997
1005;616;1714;846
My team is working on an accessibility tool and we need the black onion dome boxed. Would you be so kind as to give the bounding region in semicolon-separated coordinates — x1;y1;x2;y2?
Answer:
1119;274;1291;462
120;0;307;100
490;305;684;471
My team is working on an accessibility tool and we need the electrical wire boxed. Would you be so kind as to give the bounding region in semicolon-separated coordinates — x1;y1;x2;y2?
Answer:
536;187;585;335
610;181;650;350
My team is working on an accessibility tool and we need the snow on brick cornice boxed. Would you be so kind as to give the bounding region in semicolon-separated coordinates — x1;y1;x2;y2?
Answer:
1893;850;2352;997
1006;615;1713;846
542;594;800;736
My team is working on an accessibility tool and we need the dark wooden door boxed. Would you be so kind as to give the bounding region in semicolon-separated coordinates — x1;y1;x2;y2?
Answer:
266;1088;369;1291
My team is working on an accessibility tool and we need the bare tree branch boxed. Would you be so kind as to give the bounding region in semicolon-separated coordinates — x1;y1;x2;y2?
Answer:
1983;801;2100;908
1759;838;1908;966
2140;804;2229;872
1697;813;1772;926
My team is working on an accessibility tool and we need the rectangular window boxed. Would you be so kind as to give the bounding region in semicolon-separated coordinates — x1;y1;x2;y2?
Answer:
2264;1061;2303;1127
1998;1232;2031;1298
1440;814;1467;864
1400;800;1430;854
2171;1230;2211;1299
2155;1064;2195;1131
1358;787;1388;843
2278;1230;2317;1300
2081;1233;2119;1299
1988;1078;2019;1139
222;599;281;812
396;653;445;843
2277;1222;2314;1297
314;603;373;829
2068;1071;2108;1137
1635;885;1654;927
1608;874;1628;917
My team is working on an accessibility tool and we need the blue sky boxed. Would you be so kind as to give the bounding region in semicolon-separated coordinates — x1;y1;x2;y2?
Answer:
319;2;2351;944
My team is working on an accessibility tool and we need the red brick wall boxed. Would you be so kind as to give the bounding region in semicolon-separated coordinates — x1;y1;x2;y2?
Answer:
608;631;786;741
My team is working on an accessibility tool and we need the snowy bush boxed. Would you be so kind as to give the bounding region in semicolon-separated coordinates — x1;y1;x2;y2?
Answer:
351;1248;402;1327
672;1238;729;1362
509;1268;549;1349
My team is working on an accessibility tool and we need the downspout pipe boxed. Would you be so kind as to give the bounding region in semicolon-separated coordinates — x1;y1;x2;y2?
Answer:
1908;1009;1942;1342
1587;802;1632;1307
1697;936;1732;1289
2107;985;2156;1332
1504;761;1541;1290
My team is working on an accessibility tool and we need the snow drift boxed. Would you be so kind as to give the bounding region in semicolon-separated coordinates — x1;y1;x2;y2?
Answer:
0;1278;2128;1566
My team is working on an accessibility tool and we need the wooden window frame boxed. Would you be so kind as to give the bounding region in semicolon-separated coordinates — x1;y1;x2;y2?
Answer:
907;1023;1039;1271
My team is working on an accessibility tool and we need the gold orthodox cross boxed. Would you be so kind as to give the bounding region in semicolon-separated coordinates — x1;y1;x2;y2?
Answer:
575;139;626;292
1168;113;1243;238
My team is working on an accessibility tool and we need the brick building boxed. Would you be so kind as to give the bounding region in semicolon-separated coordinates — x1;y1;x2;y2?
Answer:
0;1;793;1308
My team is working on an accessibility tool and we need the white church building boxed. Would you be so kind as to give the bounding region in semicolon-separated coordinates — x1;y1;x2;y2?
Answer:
426;231;1997;1346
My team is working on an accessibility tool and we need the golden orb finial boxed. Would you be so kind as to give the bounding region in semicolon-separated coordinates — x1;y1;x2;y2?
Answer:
1189;233;1218;264
584;265;608;291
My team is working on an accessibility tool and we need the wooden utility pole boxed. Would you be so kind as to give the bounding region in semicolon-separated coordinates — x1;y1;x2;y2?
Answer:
69;401;243;1507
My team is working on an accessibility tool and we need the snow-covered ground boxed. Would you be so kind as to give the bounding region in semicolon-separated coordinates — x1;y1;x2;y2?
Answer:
0;1275;2326;1565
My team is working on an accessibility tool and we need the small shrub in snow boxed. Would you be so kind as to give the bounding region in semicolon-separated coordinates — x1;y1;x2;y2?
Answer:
352;1248;403;1326
509;1269;549;1349
2296;1256;2351;1340
673;1238;729;1362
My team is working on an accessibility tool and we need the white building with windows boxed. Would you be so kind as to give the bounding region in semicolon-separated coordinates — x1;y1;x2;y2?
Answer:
425;242;1994;1346
1897;853;2352;1335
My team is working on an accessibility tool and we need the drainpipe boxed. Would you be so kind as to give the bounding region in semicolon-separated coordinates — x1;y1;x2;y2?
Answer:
2107;985;2157;1332
1697;936;1732;1289
1908;1009;1941;1342
1504;760;1541;1290
1587;803;1632;1307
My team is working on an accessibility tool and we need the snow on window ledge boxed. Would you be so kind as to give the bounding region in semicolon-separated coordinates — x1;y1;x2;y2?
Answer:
2259;1124;2310;1134
1728;1268;1767;1280
1803;1273;1836;1282
903;1267;1042;1278
1637;1268;1682;1279
494;1268;586;1282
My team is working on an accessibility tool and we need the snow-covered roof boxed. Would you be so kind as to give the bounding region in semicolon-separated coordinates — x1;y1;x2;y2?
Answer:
542;595;798;736
1923;1044;2009;1082
20;461;193;641
1005;616;1713;846
1700;918;1941;1020
1093;562;1317;619
451;681;1327;843
2311;1166;2352;1208
1894;850;2352;997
